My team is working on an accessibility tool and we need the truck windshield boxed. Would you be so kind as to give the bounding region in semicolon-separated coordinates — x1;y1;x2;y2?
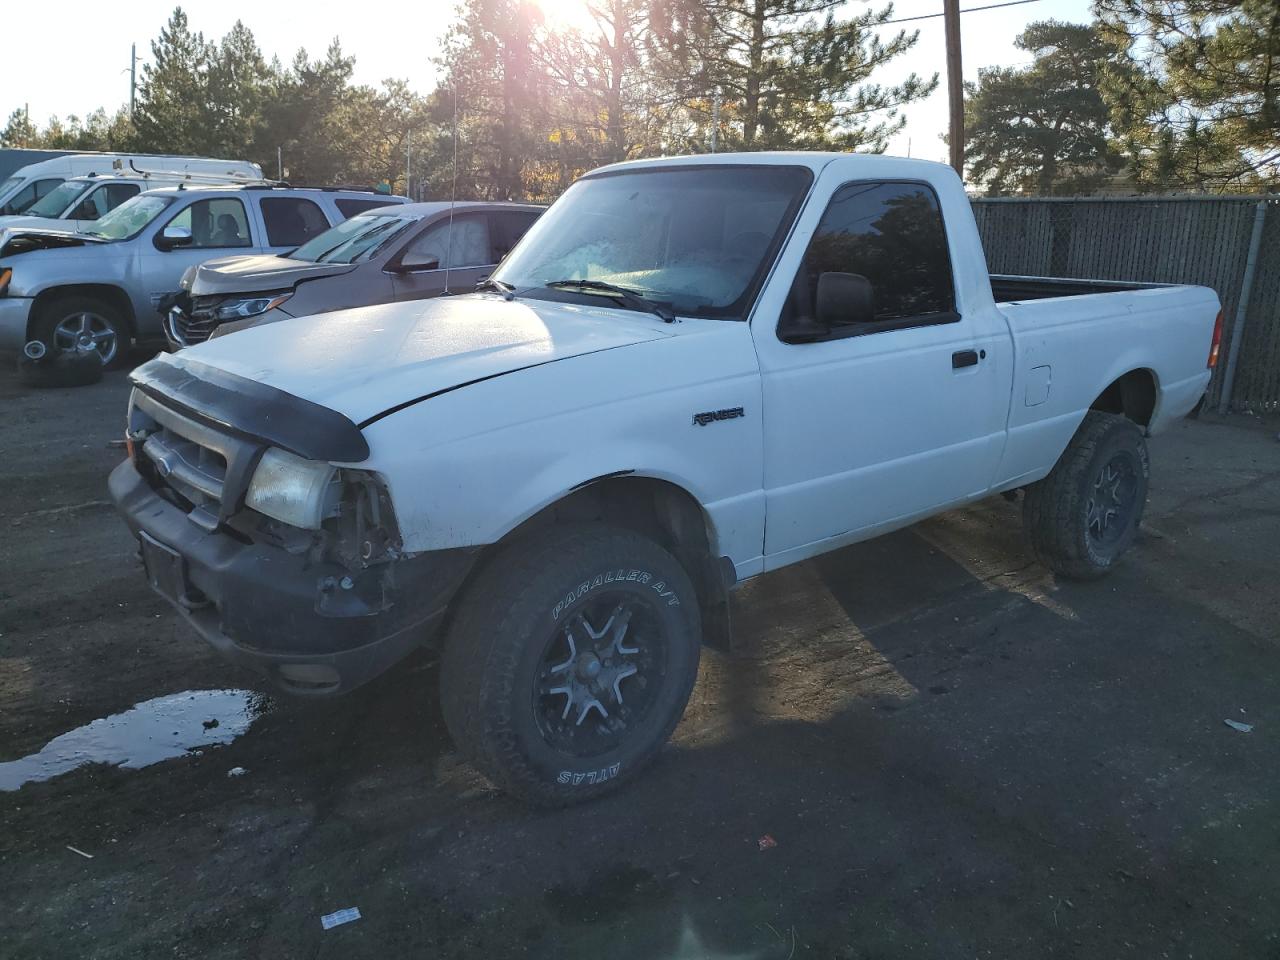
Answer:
27;180;93;218
88;195;173;241
289;212;420;264
491;165;812;318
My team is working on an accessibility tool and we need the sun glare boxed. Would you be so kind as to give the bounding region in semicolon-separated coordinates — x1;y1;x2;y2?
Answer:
531;0;602;35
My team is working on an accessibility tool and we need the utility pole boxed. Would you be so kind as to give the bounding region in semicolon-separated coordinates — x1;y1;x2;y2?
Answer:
943;0;964;177
130;44;137;117
711;88;720;153
406;130;412;199
277;146;283;181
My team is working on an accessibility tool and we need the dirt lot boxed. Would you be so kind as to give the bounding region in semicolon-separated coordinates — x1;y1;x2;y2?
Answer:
1;359;1277;960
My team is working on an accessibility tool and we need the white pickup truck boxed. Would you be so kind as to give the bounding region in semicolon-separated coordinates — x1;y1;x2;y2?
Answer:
110;153;1221;804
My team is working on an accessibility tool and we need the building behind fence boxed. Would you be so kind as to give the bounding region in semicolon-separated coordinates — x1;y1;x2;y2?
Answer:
972;196;1280;413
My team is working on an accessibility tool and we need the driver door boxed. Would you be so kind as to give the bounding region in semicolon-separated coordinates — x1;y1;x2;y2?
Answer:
387;212;495;299
753;178;1010;566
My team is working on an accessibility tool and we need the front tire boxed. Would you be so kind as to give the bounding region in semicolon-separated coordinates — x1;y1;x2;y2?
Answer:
440;524;701;805
1023;411;1149;580
31;295;129;369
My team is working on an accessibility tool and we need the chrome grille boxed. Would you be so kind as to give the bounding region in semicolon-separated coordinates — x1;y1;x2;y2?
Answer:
142;431;226;506
171;295;224;345
132;391;247;529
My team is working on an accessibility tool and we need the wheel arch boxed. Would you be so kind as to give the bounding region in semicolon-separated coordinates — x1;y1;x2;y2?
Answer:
1089;367;1158;430
460;473;735;651
29;284;137;340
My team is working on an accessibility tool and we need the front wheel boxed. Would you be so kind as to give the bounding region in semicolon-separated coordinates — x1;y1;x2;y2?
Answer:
31;295;129;369
1023;411;1149;580
440;525;701;805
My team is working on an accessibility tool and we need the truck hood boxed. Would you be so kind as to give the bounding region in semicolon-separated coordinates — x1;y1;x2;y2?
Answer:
188;254;358;296
0;227;108;256
179;294;677;428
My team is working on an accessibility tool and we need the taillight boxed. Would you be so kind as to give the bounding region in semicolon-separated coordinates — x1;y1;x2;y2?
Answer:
1207;309;1224;368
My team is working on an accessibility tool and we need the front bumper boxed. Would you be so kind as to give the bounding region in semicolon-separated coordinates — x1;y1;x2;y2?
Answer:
109;458;476;695
0;296;33;351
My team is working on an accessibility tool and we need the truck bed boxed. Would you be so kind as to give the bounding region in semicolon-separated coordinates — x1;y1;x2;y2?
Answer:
991;274;1162;303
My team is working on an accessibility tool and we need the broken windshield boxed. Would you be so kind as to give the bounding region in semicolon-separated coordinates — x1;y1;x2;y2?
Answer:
87;195;173;241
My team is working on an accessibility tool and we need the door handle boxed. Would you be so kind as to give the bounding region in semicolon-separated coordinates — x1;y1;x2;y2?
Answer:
952;349;980;369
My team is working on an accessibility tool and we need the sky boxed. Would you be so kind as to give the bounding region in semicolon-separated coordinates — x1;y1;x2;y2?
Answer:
0;0;1094;166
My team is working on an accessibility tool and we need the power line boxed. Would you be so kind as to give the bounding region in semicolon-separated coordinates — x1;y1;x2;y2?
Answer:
882;0;1042;26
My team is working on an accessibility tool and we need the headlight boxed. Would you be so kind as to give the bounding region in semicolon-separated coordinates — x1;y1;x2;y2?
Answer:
245;447;339;529
214;292;292;321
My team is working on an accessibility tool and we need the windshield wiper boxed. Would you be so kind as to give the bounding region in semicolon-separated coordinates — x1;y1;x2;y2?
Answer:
544;279;675;323
477;277;516;301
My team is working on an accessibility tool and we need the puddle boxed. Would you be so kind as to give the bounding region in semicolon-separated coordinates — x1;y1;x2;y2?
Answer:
0;689;268;792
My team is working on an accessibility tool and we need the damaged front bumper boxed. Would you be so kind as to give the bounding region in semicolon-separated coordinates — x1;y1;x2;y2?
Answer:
109;458;475;695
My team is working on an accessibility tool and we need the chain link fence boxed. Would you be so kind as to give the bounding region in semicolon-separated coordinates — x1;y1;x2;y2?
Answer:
972;197;1280;412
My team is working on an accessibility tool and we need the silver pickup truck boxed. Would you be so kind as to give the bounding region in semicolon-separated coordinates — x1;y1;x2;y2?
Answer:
0;184;405;366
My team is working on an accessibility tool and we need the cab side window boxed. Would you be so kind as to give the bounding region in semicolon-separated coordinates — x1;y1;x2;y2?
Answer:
781;181;956;338
73;183;141;220
401;213;492;269
167;198;252;249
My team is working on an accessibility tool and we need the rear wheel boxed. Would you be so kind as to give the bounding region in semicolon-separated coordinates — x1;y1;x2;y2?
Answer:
440;524;701;805
31;295;128;369
1023;411;1149;580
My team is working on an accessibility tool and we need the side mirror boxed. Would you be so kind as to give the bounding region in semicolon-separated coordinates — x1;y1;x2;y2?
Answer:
816;272;875;327
155;225;193;251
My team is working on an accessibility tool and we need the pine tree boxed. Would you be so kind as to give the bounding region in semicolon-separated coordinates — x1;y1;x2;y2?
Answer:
0;109;38;148
132;7;214;154
1095;0;1280;190
649;0;936;152
438;0;548;199
964;21;1122;195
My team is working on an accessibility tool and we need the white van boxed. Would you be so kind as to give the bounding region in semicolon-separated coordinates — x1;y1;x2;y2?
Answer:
0;154;263;216
0;169;269;233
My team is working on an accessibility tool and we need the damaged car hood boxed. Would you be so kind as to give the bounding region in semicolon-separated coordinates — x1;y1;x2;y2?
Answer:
0;227;108;256
188;254;359;296
177;295;677;428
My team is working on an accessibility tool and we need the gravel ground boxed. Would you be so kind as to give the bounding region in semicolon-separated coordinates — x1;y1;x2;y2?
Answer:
1;359;1277;959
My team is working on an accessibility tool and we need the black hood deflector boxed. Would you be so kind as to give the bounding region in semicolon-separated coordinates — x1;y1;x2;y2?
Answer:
130;353;369;463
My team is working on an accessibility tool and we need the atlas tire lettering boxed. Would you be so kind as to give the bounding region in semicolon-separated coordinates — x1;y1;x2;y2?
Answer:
557;762;622;785
551;568;679;620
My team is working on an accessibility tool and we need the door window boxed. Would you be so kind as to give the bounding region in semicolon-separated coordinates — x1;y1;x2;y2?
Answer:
166;198;252;249
488;210;540;262
782;181;956;337
260;197;330;246
401;214;492;269
1;178;63;215
336;197;395;218
71;183;141;220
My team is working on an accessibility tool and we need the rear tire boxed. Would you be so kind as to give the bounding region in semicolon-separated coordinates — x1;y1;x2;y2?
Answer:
31;295;129;370
1023;411;1149;580
440;524;701;806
